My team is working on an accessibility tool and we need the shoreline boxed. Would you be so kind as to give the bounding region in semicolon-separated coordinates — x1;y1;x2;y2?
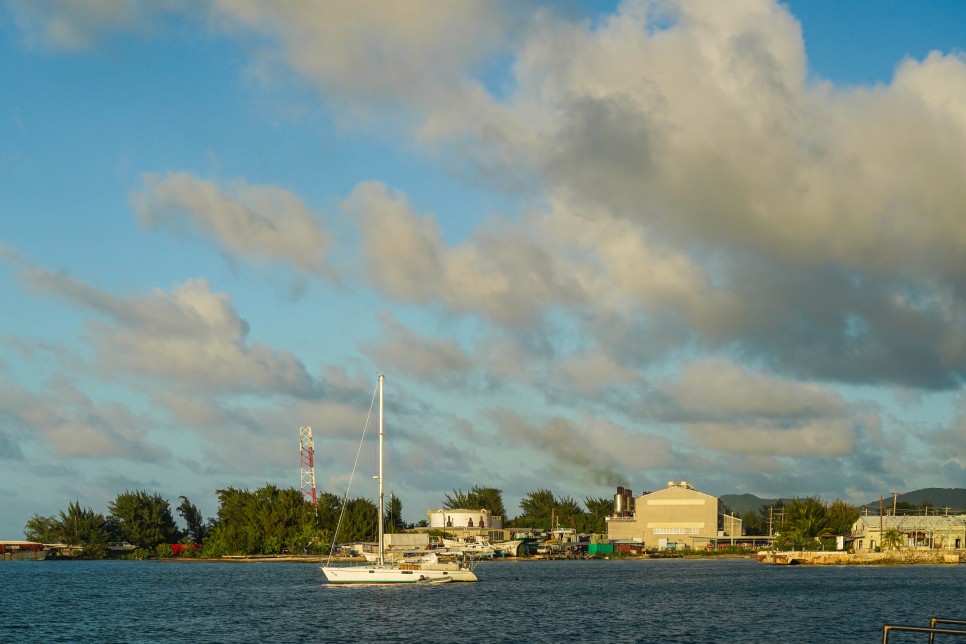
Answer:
755;550;964;565
36;550;965;566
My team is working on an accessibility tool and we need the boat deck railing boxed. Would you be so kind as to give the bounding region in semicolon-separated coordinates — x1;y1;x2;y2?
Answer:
882;617;966;643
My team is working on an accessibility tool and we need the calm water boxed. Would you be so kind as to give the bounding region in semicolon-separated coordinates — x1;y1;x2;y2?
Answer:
1;558;963;643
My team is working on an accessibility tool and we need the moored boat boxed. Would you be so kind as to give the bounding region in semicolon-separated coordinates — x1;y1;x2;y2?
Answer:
320;376;478;584
441;535;496;557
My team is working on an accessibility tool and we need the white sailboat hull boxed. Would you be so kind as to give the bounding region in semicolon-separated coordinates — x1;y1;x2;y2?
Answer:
321;564;477;584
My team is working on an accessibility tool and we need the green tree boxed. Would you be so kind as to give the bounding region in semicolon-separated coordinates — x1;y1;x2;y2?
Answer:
881;527;903;550
741;510;763;536
59;501;110;548
555;496;583;528
206;486;260;555
24;514;63;543
108;490;181;548
177;496;208;543
583;497;615;533
516;489;556;530
825;499;860;535
385;493;406;532
253;485;307;553
205;484;317;555
777;497;828;550
443;486;506;517
339;497;378;543
291;523;331;555
443;489;469;508
315;492;344;532
893;501;915;515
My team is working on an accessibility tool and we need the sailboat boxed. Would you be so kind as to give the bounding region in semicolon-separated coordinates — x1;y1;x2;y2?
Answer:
320;375;478;584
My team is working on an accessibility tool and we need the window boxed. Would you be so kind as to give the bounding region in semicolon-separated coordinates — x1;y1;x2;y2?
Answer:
653;527;701;535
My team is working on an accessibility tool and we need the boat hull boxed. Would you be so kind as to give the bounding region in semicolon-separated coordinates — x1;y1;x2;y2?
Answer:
321;564;477;584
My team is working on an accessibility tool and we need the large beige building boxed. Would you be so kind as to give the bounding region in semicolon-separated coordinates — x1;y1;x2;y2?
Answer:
606;481;743;549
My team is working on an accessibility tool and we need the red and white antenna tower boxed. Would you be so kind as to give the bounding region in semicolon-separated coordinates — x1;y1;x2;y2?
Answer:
299;425;317;506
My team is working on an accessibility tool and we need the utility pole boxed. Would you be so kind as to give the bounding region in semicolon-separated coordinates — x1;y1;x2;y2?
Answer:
879;495;884;549
890;491;899;516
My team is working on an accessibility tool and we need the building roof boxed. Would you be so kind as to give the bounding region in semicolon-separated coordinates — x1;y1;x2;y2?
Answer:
640;480;719;501
854;515;966;530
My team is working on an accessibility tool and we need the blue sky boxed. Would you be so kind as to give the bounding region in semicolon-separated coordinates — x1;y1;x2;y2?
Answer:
2;0;966;537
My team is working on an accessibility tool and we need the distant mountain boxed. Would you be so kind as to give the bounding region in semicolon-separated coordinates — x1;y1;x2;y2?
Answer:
862;488;966;512
719;493;782;515
721;488;966;516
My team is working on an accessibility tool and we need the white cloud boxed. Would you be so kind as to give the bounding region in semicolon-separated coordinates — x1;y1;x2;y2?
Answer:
363;313;473;386
668;358;847;419
0;380;169;460
20;267;319;396
132;172;333;276
555;349;640;396
210;0;508;116
500;1;966;279
6;0;175;50
662;359;869;457
345;181;577;325
685;420;854;457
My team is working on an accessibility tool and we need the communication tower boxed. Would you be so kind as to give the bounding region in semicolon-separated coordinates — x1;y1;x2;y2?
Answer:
299;425;317;506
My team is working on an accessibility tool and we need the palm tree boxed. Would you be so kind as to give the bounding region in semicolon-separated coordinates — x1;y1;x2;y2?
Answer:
881;527;903;550
777;497;828;549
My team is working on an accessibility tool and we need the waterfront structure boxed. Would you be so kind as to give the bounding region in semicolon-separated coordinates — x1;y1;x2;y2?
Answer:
605;481;744;549
427;508;503;531
851;514;966;551
0;540;47;561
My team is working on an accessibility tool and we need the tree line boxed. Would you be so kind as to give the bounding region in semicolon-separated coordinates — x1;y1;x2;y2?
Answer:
737;497;861;549
28;486;861;558
23;484;615;558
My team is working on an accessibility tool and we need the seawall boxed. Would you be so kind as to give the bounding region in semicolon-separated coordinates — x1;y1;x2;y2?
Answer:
755;550;964;565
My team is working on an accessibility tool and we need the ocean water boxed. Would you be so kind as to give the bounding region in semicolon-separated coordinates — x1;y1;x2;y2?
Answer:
1;558;963;643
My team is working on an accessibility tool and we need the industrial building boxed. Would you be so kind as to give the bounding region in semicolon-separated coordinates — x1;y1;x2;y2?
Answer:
606;481;744;549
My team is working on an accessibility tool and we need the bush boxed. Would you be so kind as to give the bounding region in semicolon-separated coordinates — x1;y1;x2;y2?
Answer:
156;543;174;559
80;544;108;560
263;536;281;555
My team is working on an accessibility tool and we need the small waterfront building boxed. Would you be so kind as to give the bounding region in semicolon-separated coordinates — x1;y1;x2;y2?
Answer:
605;481;744;549
427;508;504;531
851;514;966;550
0;541;48;561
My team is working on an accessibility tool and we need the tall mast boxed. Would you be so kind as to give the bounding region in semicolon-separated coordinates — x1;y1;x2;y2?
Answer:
377;374;385;566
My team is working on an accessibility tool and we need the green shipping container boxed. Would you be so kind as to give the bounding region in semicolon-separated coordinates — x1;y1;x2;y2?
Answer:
588;543;614;555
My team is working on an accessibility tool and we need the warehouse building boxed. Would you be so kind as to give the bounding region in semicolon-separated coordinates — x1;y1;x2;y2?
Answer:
606;481;744;549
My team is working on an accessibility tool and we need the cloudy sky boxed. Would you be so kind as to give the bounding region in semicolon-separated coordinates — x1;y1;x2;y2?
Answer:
3;0;966;536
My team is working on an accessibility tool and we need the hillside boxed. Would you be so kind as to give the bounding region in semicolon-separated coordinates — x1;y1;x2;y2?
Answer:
721;488;966;516
863;488;966;512
719;493;782;515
